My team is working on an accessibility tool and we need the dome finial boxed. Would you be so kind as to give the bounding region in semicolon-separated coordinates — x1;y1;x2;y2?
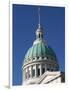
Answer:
35;7;44;39
38;7;40;28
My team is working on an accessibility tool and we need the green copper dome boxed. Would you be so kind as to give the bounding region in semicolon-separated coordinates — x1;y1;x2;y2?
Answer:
24;42;56;62
24;25;56;63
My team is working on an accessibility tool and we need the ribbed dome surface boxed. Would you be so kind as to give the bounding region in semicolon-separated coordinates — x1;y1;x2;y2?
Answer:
23;25;57;64
24;42;56;62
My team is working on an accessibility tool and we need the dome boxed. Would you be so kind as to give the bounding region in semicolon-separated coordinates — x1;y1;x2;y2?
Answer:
24;41;56;63
23;25;57;65
22;8;60;85
22;25;59;84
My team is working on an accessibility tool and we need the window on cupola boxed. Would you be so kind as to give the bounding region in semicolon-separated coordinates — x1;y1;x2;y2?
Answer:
39;33;40;38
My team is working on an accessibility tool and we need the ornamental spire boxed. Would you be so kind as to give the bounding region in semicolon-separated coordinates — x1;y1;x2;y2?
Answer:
38;7;40;28
35;7;43;39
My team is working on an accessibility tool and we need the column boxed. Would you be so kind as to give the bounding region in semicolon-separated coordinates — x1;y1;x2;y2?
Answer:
40;64;42;76
27;67;29;79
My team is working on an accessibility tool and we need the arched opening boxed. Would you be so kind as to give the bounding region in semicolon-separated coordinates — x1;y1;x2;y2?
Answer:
39;33;40;38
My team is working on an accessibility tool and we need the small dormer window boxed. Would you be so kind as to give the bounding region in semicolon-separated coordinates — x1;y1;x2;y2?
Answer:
37;56;39;59
42;56;44;59
39;33;40;38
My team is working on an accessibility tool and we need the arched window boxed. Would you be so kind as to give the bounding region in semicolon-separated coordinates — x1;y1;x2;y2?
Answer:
39;33;40;38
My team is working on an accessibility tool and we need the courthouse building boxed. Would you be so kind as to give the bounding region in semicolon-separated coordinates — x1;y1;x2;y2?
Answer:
22;8;65;84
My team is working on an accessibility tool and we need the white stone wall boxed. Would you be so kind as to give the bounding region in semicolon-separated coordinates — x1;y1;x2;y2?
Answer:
22;54;59;84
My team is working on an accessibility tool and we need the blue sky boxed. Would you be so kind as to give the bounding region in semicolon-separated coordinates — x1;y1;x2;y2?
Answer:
13;4;65;85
